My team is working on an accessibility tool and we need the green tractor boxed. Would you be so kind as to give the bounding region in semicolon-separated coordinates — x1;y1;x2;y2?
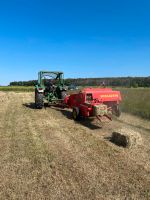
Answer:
35;71;67;108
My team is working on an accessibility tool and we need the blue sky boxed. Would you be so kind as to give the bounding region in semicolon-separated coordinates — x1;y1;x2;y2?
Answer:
0;0;150;85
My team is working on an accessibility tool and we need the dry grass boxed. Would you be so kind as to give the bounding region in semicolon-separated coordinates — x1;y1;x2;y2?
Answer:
0;92;150;199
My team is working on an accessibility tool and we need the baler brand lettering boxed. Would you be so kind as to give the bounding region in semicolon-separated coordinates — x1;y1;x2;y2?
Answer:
100;94;119;98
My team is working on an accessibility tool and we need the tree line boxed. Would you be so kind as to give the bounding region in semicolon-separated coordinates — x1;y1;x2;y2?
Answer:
9;77;150;87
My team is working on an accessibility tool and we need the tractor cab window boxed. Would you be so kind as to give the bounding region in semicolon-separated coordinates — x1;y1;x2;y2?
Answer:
43;74;57;85
86;93;93;102
42;74;58;93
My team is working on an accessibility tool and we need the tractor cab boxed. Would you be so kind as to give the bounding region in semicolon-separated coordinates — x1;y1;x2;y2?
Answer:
35;71;67;108
38;71;64;86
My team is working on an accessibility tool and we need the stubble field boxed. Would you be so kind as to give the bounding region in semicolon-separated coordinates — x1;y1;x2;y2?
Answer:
0;91;150;199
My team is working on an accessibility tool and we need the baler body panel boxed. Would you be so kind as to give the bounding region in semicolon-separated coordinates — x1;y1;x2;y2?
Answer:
82;88;122;103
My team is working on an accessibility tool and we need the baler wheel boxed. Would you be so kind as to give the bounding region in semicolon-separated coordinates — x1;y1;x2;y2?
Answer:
114;105;121;117
72;108;80;121
35;91;44;109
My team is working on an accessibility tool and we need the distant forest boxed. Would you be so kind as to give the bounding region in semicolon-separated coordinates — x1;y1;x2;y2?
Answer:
10;77;150;87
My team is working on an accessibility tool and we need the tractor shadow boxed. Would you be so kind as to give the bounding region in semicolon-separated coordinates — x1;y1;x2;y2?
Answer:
23;103;47;110
23;103;36;109
51;107;102;130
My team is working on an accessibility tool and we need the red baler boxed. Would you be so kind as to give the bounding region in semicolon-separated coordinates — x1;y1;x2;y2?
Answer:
64;87;122;122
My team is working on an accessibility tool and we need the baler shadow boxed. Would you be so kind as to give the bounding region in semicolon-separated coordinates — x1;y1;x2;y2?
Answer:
76;118;102;130
51;107;102;130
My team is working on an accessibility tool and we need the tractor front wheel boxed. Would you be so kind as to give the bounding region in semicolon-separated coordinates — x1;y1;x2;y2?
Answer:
72;108;80;121
35;92;44;109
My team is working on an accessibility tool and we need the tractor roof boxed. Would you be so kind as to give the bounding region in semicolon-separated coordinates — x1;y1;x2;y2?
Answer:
39;71;63;75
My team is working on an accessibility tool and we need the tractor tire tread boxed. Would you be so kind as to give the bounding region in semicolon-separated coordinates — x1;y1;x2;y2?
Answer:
35;92;44;109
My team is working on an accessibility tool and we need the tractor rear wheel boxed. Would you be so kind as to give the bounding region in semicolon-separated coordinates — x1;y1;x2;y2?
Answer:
72;108;80;121
35;91;44;109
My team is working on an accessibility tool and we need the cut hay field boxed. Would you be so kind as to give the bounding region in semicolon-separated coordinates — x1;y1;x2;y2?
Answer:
0;91;150;199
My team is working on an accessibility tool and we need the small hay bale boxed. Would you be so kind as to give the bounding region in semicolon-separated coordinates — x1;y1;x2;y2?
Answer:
111;128;142;148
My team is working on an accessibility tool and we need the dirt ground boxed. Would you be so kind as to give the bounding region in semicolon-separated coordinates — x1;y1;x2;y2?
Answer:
0;92;149;200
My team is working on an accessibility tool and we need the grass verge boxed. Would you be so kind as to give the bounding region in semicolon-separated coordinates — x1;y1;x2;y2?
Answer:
0;86;34;92
119;88;150;119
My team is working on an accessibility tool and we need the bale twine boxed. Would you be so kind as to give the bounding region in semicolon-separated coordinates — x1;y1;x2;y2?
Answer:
111;128;142;148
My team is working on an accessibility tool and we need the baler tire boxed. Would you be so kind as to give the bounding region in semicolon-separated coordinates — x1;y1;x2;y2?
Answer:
72;108;80;121
35;92;44;109
114;105;121;117
116;107;121;117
